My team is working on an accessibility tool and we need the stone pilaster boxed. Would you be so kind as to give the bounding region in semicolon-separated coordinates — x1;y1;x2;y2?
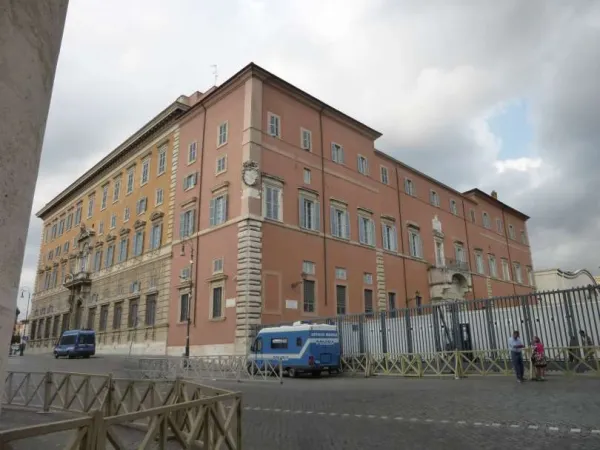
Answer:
166;129;180;242
235;219;263;353
376;251;387;311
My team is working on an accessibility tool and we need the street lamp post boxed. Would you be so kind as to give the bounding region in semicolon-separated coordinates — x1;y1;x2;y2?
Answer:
181;241;195;359
20;287;32;339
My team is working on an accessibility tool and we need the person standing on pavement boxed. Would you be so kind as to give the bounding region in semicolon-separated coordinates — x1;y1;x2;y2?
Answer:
509;330;526;382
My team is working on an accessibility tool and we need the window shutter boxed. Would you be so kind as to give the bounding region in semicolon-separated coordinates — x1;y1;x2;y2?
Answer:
330;206;337;235
344;211;350;238
358;217;365;243
209;199;215;226
179;212;186;238
382;223;389;249
223;195;228;221
369;219;375;245
314;201;320;230
299;197;305;228
391;225;397;251
190;210;196;234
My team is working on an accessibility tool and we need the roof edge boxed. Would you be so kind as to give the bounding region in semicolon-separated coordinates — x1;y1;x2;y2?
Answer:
462;188;530;220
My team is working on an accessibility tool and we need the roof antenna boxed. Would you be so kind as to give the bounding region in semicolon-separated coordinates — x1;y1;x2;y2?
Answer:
211;65;218;86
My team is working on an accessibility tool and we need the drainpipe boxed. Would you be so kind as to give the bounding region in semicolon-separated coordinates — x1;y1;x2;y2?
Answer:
318;108;329;308
393;167;410;305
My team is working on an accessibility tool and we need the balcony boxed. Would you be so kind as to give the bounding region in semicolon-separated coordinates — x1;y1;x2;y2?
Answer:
444;258;470;272
428;258;472;301
63;271;92;288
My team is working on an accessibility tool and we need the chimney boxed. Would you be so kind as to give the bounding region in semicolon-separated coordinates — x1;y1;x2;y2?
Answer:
491;190;498;199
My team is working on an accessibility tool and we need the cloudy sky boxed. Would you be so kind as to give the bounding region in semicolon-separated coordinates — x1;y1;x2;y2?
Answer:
17;0;600;315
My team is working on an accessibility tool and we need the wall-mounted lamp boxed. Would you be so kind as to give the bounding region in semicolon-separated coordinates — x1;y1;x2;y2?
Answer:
291;272;308;289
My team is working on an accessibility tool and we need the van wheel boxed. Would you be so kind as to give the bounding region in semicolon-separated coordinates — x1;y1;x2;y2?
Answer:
54;353;59;359
288;368;298;378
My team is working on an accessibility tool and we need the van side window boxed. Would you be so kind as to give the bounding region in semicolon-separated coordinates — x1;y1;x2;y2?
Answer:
296;337;302;347
271;337;288;349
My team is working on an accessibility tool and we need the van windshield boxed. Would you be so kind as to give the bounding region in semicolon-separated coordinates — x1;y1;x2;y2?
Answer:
59;335;76;346
79;334;95;345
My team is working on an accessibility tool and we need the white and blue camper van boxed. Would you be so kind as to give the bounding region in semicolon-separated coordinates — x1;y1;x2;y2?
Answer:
249;321;341;377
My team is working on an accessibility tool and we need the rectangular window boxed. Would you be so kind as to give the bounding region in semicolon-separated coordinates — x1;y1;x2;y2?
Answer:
150;223;162;250
303;279;316;313
133;230;144;256
482;213;491;229
271;338;288;349
87;308;96;331
475;251;484;274
113;302;123;330
179;209;196;238
145;294;157;325
455;243;465;263
127;168;135;194
302;260;315;275
93;250;102;272
105;245;114;268
118;238;128;262
388;292;397;312
180;293;189;322
513;262;522;283
188;142;197;163
496;218;503;234
51;223;57;239
364;289;374;314
404;179;415;196
430;190;440;207
128;299;139;328
216;155;227;174
75;204;82;225
521;231;527;244
408;228;423;258
299;194;320;231
113;178;121;202
210;194;228;226
335;267;347;280
98;221;104;234
67;214;74;231
331;143;344;164
268;112;281;137
501;258;511;281
213;258;224;274
380;166;389;184
87;195;95;218
382;222;398;252
330;204;350;239
303;168;311;184
336;285;346;315
136;197;147;215
141;159;150;185
450;200;458;215
357;156;369;175
470;209;476;223
211;285;223;319
183;173;198;190
358;215;375;246
63;241;69;253
489;255;497;277
527;266;534;286
58;219;65;236
155;188;163;206
99;305;109;331
124;207;130;222
218;122;228;147
363;273;373;284
509;225;516;239
101;185;109;209
157;145;167;175
110;213;117;229
263;183;282;221
301;128;311;151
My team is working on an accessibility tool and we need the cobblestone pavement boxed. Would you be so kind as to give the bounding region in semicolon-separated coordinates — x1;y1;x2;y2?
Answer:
6;355;600;449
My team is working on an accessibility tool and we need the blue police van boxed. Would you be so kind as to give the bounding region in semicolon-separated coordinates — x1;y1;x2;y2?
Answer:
249;321;341;377
54;329;96;359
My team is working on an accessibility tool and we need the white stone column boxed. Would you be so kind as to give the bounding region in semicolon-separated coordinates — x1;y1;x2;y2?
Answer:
0;1;69;413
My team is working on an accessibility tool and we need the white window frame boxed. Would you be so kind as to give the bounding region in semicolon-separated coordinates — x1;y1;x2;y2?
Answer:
87;195;95;219
136;197;147;215
509;224;516;239
268;112;281;138
330;203;350;239
98;221;104;235
430;190;440;207
363;273;373;285
382;221;398;252
408;227;423;258
141;158;150;186
496;218;503;234
126;168;135;194
262;180;283;222
521;230;527;245
123;207;130;222
527;266;534;286
179;208;196;238
188;142;197;164
335;267;347;280
331;142;344;164
299;192;320;232
217;121;228;147
216;155;227;175
380;166;389;185
157;145;167;175
513;262;522;283
482;212;491;229
210;193;228;227
358;213;375;246
470;209;476;223
133;230;144;257
210;283;225;319
212;257;224;274
501;258;511;281
303;168;311;184
434;238;445;267
183;173;198;191
300;128;312;151
155;188;163;206
357;155;369;175
450;199;458;215
475;251;484;274
302;260;315;275
101;185;109;210
454;242;465;263
110;213;117;230
113;178;121;203
404;178;415;196
150;223;162;250
488;254;497;277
